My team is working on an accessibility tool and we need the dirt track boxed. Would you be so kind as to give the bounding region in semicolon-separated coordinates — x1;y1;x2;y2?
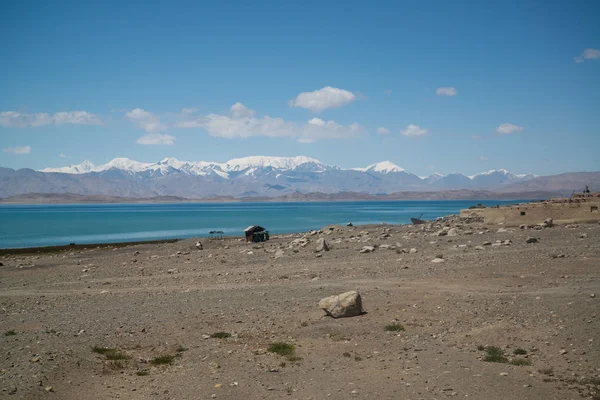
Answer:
1;218;599;399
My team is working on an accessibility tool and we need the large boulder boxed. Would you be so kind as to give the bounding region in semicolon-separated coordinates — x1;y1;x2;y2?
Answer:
318;291;363;318
316;238;329;252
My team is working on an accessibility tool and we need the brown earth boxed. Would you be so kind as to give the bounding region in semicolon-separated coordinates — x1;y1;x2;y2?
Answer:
1;217;599;399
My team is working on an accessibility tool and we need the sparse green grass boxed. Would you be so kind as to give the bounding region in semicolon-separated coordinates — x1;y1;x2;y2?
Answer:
4;330;17;336
327;331;350;342
91;346;117;355
135;370;149;376
513;348;528;355
268;342;295;356
510;358;532;366
105;351;131;360
384;323;405;332
150;355;175;365
91;346;131;360
482;346;508;363
107;360;127;370
210;332;231;339
581;377;600;386
286;355;303;362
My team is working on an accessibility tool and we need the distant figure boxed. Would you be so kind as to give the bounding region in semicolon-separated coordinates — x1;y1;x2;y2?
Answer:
584;185;590;194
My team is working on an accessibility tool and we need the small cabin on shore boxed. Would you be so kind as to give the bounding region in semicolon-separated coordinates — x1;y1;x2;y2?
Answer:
244;225;269;242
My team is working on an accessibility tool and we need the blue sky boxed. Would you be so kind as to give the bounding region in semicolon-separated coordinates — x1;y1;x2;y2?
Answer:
1;0;599;176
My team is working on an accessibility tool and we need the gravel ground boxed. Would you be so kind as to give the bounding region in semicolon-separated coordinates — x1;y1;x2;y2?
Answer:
1;217;599;400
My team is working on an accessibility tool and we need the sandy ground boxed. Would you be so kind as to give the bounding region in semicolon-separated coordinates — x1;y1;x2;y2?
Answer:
1;216;599;400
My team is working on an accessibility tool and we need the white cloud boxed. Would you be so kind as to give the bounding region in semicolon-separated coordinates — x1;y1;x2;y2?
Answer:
176;102;362;143
436;87;458;96
0;111;101;128
496;123;524;134
574;48;600;63
125;108;167;133
136;133;176;145
400;124;429;137
59;153;70;158
289;86;356;112
384;89;392;96
377;127;391;135
3;145;31;154
180;107;199;114
480;156;488;161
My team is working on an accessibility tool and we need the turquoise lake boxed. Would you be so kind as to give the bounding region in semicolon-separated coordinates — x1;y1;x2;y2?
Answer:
0;200;529;249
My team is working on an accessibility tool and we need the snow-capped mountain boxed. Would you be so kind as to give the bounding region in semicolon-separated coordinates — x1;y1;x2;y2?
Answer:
0;156;541;199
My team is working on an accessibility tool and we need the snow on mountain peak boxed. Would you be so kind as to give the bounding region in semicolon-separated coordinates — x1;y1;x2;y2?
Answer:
41;160;96;174
225;156;324;171
354;161;405;174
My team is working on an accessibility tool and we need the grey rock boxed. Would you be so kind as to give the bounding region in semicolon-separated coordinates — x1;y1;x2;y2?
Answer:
526;237;538;244
316;238;330;252
318;291;363;318
359;246;375;253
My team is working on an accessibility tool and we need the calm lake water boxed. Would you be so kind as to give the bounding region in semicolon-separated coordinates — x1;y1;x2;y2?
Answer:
0;200;528;249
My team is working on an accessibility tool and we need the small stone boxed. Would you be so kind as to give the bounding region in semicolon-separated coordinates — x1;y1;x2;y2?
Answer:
475;246;484;251
483;241;492;246
559;349;567;355
580;233;587;239
591;293;596;298
431;258;445;263
359;246;375;253
316;238;329;252
409;248;418;254
526;237;538;244
195;241;203;250
500;372;508;376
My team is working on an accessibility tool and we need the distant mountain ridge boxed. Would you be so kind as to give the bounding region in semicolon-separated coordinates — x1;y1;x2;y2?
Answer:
0;155;597;199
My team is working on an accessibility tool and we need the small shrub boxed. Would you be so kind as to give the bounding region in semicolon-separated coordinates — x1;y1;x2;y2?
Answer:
581;377;600;386
279;362;287;368
510;358;532;366
107;360;126;370
342;352;352;358
477;345;485;351
105;351;131;361
300;321;308;327
483;346;508;363
354;355;362;361
136;370;149;376
91;346;117;355
268;342;295;356
538;367;554;375
210;332;231;339
328;331;349;341
384;323;405;332
150;355;175;365
513;348;528;355
4;330;17;336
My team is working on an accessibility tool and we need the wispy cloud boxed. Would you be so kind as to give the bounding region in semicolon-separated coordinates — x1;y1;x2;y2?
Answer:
574;48;600;63
383;89;392;96
289;86;356;112
59;153;70;158
436;87;458;96
496;123;524;134
0;111;101;128
377;127;391;135
401;124;429;137
3;145;31;154
480;156;488;161
472;135;482;140
125;108;167;133
177;103;362;143
136;133;176;145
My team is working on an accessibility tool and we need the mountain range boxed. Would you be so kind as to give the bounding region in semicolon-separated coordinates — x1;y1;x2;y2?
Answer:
0;156;597;199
